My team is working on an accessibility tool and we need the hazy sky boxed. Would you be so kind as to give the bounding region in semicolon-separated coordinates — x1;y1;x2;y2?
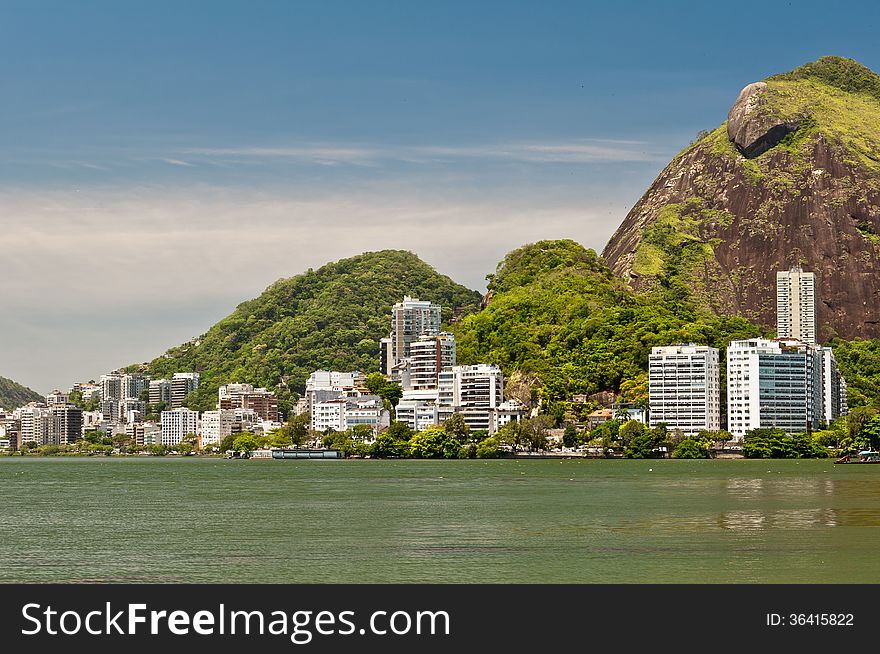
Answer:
2;0;879;393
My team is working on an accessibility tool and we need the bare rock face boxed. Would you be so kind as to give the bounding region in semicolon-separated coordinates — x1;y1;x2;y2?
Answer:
727;81;800;158
602;58;880;341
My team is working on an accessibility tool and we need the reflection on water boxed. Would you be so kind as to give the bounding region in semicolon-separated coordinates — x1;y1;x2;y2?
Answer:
718;508;840;531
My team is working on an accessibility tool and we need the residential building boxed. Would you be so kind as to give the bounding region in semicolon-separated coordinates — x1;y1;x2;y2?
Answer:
648;344;721;436
100;373;123;403
218;384;279;421
160;408;200;446
438;364;505;433
311;396;388;435
396;389;442;432
100;399;119;423
492;399;528;433
118;398;146;423
408;332;456;390
586;409;614;431
47;405;83;446
142;423;162;446
0;416;21;450
200;409;240;445
171;373;200;408
439;364;504;411
71;382;101;402
387;296;442;371
17;404;49;445
149;379;172;406
121;373;150;400
612;403;648;424
820;346;848;425
777;266;817;345
726;338;824;439
46;390;69;406
125;423;146;447
379;337;393;376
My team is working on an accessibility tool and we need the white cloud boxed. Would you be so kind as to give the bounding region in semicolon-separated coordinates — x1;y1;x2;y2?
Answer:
0;182;632;392
162;158;195;167
178;138;662;166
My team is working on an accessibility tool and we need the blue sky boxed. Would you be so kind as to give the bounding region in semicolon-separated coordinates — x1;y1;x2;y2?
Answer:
2;0;879;392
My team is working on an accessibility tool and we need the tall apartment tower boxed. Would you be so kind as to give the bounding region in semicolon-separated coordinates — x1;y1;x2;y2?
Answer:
121;373;151;399
648;344;721;436
389;296;441;370
726;338;824;439
408;332;457;390
171;372;200;408
777;266;817;344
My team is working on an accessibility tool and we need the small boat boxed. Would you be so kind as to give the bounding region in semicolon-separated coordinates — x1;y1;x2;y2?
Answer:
835;450;880;464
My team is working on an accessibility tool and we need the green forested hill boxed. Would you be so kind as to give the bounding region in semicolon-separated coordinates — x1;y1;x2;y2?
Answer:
0;376;42;410
132;250;482;411
453;240;766;415
453;239;880;414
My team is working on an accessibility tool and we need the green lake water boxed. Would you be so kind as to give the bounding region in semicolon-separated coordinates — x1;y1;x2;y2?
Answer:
2;457;879;583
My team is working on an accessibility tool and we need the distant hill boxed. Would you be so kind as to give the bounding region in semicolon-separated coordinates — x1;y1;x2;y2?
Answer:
130;250;482;411
0;376;42;410
603;56;880;340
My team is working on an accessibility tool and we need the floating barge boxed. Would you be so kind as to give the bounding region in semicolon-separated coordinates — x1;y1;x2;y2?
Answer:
271;448;343;460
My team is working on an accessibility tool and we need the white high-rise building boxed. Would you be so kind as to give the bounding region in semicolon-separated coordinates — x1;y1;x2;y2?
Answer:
100;373;123;402
17;405;49;445
200;409;240;445
408;332;456;390
648;344;721;436
171;372;200;408
388;296;441;370
777;266;817;344
438;364;504;433
819;346;848;425
160;408;200;446
121;374;151;400
726;338;824;439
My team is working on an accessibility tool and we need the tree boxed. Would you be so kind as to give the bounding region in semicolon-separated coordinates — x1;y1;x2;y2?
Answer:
857;416;880;452
218;433;237;453
232;433;260;453
273;412;310;448
408;427;461;459
371;427;411;458
365;373;387;396
476;437;501;459
742;428;828;459
619;420;646;447
365;373;403;408
519;416;551;452
442;413;471;444
673;438;710;459
562;424;579;448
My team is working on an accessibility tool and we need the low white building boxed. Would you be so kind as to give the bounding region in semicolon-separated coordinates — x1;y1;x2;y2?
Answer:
200;409;239;445
311;396;388;437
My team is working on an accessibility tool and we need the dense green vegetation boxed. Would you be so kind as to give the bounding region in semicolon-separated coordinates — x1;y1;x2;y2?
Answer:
770;56;880;103
130;250;481;414
452;240;765;414
826;338;880;409
0;375;42;410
